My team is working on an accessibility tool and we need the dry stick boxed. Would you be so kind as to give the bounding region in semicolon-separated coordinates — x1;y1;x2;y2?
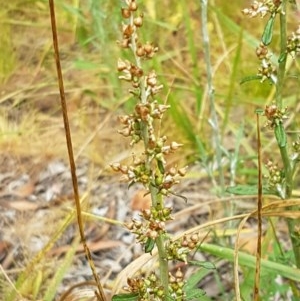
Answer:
254;113;262;301
48;1;106;300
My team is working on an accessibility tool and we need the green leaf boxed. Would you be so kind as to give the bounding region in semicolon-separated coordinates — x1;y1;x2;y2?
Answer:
112;293;139;301
261;16;275;45
240;75;263;85
184;266;211;291
185;288;207;300
226;185;275;195
157;159;165;174
278;52;287;63
188;260;215;270
145;237;155;253
274;122;287;147
199;243;300;282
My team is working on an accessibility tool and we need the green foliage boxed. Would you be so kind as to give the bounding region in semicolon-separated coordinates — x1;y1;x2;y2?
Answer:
199;243;300;282
226;185;276;196
261;16;275;46
3;0;300;300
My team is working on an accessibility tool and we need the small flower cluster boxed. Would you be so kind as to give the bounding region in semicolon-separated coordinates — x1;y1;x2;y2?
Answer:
154;165;187;196
255;43;277;82
242;0;282;18
263;103;288;129
125;270;186;301
168;269;185;300
125;206;173;244
125;273;165;300
265;160;285;189
116;102;170;146
257;58;277;83
286;25;300;58
111;160;150;185
166;233;201;263
111;151;187;195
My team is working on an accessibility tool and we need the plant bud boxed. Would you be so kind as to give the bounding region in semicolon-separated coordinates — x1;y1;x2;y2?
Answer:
120;38;130;48
134;16;143;27
181;238;189;247
117;58;128;71
178;166;188;177
149;230;158;239
175;268;183;280
170;141;183;150
188;241;196;249
190;233;199;243
129;0;138;11
121;8;131;18
123;24;134;38
136;46;145;57
144;42;153;54
168;167;177;176
118;114;130;124
141;209;151;219
169;274;176;283
149;273;157;282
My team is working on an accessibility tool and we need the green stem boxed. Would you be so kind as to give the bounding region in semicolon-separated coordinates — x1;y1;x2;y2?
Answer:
275;0;300;269
275;1;287;110
150;186;169;299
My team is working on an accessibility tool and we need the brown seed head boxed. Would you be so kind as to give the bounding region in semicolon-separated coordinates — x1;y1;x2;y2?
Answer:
121;8;131;18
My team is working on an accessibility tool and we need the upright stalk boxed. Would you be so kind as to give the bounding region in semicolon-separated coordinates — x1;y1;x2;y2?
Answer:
276;0;293;198
200;0;225;194
113;2;198;300
129;13;169;296
275;0;300;268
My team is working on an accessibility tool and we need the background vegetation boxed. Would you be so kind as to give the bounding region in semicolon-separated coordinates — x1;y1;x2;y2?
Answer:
0;0;299;300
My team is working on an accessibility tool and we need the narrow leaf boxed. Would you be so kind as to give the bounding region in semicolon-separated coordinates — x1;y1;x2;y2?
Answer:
226;185;275;195
185;288;206;300
274;122;287;147
145;237;155;253
199;243;300;282
184;266;211;290
278;52;287;63
157;159;165;174
261;16;275;45
188;260;215;270
240;75;262;85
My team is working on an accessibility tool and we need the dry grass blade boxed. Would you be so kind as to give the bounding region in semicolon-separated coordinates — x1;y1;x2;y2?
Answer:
253;113;262;300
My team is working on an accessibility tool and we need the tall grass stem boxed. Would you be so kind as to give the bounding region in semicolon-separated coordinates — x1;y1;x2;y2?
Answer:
200;0;224;194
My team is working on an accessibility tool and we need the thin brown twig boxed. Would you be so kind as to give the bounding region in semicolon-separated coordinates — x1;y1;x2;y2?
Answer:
48;1;106;300
254;113;262;301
